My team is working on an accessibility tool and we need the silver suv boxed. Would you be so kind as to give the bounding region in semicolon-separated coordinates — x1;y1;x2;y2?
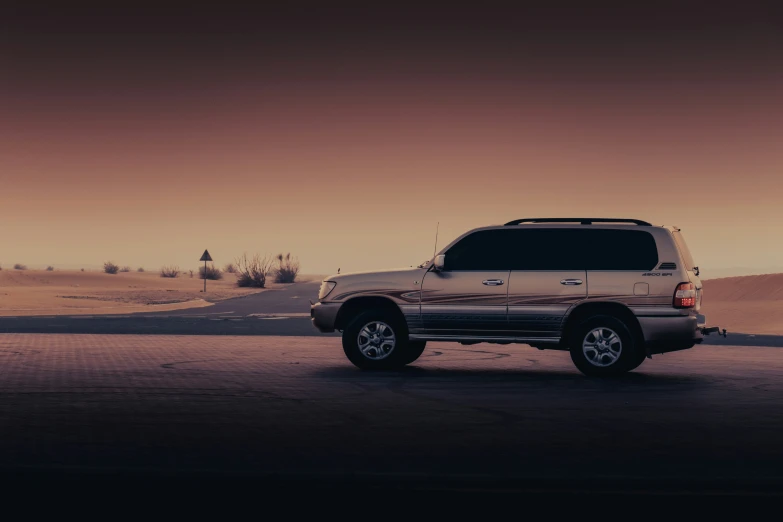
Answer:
311;218;724;376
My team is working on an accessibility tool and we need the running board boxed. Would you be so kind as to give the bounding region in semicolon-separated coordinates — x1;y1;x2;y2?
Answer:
409;334;562;344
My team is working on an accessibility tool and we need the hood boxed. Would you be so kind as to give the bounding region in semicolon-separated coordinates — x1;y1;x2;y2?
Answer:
323;266;427;283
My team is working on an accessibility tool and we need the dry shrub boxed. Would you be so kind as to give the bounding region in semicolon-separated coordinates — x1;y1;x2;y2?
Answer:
103;262;119;274
199;263;223;280
274;252;300;283
14;263;27;270
235;253;274;288
223;263;237;274
160;265;180;278
137;267;145;272
120;266;131;272
46;266;54;271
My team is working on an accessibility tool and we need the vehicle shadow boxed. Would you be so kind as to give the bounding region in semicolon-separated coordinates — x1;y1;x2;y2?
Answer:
312;365;709;388
701;332;783;347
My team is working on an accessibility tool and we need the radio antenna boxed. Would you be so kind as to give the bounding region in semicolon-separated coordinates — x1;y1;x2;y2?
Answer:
432;221;440;259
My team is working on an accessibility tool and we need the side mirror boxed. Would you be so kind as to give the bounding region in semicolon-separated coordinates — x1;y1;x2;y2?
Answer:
433;254;446;271
693;266;700;276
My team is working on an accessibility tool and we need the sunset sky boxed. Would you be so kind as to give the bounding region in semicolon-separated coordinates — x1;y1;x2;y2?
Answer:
2;3;782;276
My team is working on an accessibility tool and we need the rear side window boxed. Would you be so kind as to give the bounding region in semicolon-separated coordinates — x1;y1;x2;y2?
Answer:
671;230;695;270
505;229;585;270
445;228;659;271
504;228;658;270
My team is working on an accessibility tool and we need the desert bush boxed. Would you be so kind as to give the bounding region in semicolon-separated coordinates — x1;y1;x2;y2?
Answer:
46;266;54;271
103;261;119;274
274;252;300;283
235;253;274;288
223;263;237;274
120;266;131;273
81;268;84;272
189;270;194;278
160;265;180;278
14;263;27;270
199;263;223;280
137;267;145;272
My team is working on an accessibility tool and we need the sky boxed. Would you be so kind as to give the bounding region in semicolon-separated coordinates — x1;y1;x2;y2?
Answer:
1;2;782;276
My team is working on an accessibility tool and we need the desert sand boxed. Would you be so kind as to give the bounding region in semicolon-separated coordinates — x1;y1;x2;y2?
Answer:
0;269;779;334
0;269;322;316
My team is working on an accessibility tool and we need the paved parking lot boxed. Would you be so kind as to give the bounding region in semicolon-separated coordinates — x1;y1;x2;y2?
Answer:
1;333;782;499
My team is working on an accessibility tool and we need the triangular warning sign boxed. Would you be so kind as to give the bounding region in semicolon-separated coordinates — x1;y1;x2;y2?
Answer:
200;249;213;262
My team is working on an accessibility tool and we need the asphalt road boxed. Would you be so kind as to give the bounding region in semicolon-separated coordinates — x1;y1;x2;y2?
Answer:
152;280;322;316
1;283;781;508
1;333;782;508
0;313;776;348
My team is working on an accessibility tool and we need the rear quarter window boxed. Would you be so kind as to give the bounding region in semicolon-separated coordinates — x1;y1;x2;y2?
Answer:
578;229;659;271
671;230;695;270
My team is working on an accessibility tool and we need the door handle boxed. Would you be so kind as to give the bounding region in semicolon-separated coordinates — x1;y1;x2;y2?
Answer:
482;279;504;286
560;279;583;285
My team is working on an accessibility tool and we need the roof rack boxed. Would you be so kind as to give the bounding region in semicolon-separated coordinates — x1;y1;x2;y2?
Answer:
503;218;652;226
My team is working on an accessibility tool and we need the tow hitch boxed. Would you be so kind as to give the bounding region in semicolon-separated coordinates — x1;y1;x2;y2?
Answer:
701;326;727;338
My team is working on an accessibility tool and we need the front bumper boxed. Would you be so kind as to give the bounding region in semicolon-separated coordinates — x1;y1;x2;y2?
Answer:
310;301;341;333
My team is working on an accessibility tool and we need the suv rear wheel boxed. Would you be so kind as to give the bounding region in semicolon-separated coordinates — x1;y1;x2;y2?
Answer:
569;315;640;377
342;309;414;370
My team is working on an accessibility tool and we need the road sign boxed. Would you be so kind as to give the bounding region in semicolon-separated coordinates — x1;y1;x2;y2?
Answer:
200;249;212;292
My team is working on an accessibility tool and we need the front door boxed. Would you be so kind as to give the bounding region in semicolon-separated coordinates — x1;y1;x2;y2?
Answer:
419;229;510;337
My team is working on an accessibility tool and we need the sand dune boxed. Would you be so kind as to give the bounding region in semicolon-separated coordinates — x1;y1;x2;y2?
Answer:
701;274;783;335
0;269;322;316
702;273;783;301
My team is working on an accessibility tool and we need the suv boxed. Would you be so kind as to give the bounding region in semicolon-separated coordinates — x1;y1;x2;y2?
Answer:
311;218;723;376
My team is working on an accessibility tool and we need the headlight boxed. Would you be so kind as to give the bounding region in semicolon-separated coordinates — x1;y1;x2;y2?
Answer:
318;281;337;300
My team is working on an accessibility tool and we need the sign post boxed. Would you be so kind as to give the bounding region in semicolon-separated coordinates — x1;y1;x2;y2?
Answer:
200;249;213;292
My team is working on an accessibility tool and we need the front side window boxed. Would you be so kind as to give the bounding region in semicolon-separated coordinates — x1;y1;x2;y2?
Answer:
444;230;511;270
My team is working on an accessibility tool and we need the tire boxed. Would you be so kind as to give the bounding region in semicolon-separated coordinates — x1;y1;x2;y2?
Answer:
568;315;640;377
342;309;413;370
627;349;648;372
400;341;427;365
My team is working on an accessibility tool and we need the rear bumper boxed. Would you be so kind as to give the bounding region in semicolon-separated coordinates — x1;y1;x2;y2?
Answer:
310;302;341;333
638;313;704;355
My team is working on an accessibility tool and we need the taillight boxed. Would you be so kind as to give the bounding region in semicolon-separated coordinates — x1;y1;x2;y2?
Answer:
674;282;697;308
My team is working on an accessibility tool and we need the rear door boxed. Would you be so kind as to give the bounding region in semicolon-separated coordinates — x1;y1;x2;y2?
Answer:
580;228;663;311
505;228;587;339
420;229;510;336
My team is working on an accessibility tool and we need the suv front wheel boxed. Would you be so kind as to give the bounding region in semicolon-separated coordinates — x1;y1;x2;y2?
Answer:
569;315;640;377
342;309;414;370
